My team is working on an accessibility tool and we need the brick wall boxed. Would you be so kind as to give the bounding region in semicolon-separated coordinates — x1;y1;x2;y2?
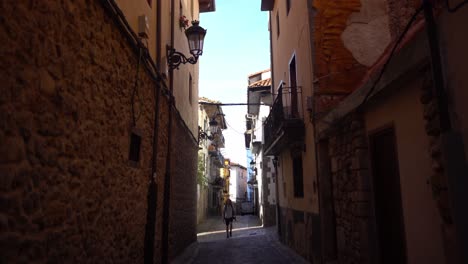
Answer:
328;114;372;264
0;1;197;263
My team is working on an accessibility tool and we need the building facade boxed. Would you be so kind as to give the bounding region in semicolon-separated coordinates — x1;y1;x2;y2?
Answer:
245;69;277;226
262;0;468;263
198;98;227;216
0;0;215;263
228;162;248;213
261;0;320;261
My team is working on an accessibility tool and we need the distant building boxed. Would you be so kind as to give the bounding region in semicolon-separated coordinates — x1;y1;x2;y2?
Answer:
198;97;227;216
262;0;468;263
245;69;277;226
228;162;248;203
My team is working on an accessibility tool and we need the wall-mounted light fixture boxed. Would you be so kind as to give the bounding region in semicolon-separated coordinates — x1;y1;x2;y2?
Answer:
167;21;207;70
198;117;219;145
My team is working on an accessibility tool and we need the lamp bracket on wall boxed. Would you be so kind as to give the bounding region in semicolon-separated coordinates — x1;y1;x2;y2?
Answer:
166;47;198;70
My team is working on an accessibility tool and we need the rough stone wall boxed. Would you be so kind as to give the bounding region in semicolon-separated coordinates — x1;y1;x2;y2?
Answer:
168;116;198;260
278;207;321;263
0;1;197;263
420;70;456;263
328;114;372;264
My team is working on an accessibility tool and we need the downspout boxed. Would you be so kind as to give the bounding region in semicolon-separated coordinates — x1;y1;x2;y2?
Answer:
423;1;468;263
305;1;326;261
162;0;175;263
143;0;163;263
267;10;282;239
156;0;162;67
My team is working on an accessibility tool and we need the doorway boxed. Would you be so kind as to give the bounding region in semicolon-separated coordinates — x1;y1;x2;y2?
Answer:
369;126;406;264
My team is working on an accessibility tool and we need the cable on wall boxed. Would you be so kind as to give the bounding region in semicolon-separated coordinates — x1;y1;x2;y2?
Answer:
446;0;468;12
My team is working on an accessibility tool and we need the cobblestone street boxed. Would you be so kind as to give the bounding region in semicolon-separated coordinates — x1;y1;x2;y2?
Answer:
187;215;308;264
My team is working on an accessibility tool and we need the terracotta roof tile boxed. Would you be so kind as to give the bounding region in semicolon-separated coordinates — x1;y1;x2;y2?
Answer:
248;78;271;88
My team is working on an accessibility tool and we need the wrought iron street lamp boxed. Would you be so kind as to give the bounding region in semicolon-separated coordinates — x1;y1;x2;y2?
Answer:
167;21;207;69
198;117;218;145
209;117;218;134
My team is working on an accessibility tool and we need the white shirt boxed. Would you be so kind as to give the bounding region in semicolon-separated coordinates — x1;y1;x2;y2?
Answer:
224;204;234;218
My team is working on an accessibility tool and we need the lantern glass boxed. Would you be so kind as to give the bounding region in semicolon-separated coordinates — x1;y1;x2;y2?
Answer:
185;21;206;57
209;118;218;134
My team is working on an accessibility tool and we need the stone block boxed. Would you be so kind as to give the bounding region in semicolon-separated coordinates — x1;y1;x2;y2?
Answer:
351;191;369;202
354;202;370;217
39;69;57;96
0;137;26;164
351;151;369;170
432;158;444;172
420;88;433;104
425;116;440;136
331;157;338;172
352;136;367;149
430;139;441;158
356;170;371;190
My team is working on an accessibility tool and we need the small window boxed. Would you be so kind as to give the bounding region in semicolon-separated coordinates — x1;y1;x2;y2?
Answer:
180;0;183;16
189;74;193;104
129;131;142;164
293;156;304;197
286;0;291;15
276;12;280;37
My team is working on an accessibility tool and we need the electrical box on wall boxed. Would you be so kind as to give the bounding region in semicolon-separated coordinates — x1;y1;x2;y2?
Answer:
138;15;149;39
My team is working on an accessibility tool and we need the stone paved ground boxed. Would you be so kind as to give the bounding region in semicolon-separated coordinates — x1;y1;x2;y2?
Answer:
189;215;308;264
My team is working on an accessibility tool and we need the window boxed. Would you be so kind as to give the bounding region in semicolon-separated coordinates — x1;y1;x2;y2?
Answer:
289;55;299;118
276;12;280;37
286;0;291;15
129;131;142;164
147;0;152;7
189;74;193;104
293;156;304;197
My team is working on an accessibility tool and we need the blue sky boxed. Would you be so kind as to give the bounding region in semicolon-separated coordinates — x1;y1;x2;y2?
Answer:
200;0;270;166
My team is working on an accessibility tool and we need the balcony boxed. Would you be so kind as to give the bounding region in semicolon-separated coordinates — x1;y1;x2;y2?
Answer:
264;87;305;156
208;145;224;168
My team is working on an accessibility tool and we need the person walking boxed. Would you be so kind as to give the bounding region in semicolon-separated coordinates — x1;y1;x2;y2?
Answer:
223;199;236;238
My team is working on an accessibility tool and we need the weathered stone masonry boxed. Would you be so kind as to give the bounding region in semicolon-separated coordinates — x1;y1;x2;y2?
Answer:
278;206;321;263
327;114;372;264
0;1;198;263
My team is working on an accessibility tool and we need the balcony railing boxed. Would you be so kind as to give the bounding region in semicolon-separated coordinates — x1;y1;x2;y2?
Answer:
264;86;305;155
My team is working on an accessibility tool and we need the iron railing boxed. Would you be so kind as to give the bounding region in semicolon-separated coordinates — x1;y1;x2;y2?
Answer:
264;86;303;151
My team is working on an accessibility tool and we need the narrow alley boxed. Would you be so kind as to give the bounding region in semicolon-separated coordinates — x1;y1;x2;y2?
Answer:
1;0;468;263
174;215;308;264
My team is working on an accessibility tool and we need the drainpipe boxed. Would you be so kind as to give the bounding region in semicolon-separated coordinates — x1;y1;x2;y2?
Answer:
144;69;162;264
143;0;163;263
161;0;175;263
423;1;468;263
267;10;282;240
